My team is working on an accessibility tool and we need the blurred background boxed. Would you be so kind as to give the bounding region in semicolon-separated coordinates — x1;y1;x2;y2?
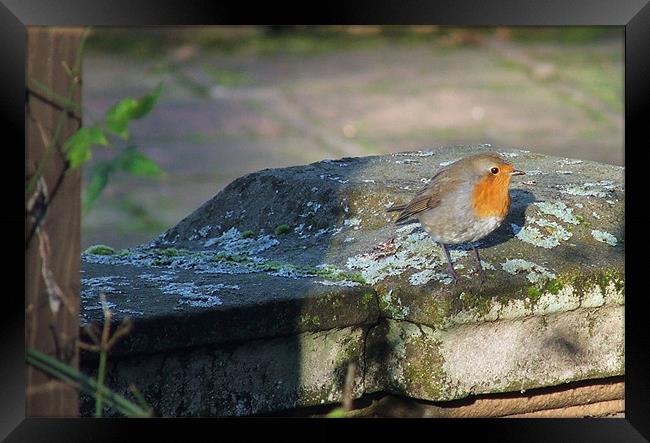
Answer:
81;26;623;250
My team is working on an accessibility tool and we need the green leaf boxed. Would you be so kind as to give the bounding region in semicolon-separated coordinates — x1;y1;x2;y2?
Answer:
104;85;162;139
63;126;108;169
115;146;163;177
325;407;347;418
129;84;162;119
83;162;114;212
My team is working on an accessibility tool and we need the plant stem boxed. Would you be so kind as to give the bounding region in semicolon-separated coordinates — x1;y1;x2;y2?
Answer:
27;348;150;417
95;347;107;417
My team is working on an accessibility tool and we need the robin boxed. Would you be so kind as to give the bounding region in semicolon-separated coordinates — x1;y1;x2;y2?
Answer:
387;152;525;284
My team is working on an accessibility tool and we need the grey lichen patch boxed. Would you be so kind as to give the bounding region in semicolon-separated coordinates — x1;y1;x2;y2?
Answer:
501;259;556;286
157;247;189;257
534;201;579;225
83;244;115;256
511;217;571;249
80;275;142;323
160;282;240;308
376;288;411;319
557;180;617;198
346;222;467;286
204;227;279;255
211;252;367;285
591;229;618;246
409;269;453;286
557;159;584;167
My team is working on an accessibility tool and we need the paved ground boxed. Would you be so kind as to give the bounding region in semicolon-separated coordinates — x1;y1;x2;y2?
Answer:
81;32;623;249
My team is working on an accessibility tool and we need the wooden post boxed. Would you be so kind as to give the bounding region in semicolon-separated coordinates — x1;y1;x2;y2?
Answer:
25;27;84;417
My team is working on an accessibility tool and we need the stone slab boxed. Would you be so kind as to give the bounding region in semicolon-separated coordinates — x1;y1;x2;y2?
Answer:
80;145;625;414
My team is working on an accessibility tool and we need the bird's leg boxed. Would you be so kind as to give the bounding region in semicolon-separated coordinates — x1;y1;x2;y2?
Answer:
440;242;459;284
471;244;485;284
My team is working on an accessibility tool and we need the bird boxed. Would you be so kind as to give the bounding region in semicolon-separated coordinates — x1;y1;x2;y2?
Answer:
387;152;525;284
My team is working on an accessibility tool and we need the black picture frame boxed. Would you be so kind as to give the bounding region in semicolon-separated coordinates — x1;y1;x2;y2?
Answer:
6;0;648;440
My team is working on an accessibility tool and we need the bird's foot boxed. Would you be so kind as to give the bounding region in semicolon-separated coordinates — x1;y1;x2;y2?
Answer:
447;265;460;285
476;268;486;285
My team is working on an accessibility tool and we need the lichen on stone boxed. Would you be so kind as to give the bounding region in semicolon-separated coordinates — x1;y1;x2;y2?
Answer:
512;217;571;249
534;201;579;225
315;280;361;287
557;182;613;198
557;159;583;167
409;269;453;286
591;229;618;246
204;227;279;254
501;259;556;285
160;282;239;307
378;289;411;318
346;223;471;285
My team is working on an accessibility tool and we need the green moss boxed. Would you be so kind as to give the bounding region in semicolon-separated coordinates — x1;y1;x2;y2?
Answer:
274;224;291;235
377;293;391;312
555;266;624;300
460;291;494;317
304;264;367;284
362;291;375;305
116;249;131;257
241;230;255;239
210;250;367;284
403;331;446;399
298;313;321;329
158;247;188;257
337;339;362;366
83;244;115;256
422;296;454;327
527;286;542;300
213;252;253;265
151;258;172;266
544;279;564;295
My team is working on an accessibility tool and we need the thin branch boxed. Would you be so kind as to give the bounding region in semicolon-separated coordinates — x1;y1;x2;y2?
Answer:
25;165;68;249
27;85;82;123
77;341;100;353
83;323;101;346
106;319;133;351
95;293;113;417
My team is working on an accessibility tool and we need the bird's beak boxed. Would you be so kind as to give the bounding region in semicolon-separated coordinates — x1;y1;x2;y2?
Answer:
509;170;525;176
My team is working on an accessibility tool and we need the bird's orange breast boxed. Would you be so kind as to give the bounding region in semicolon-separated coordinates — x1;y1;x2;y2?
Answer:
471;174;511;219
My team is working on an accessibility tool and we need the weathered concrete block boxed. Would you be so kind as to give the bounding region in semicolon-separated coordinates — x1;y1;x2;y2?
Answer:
80;145;624;416
365;305;623;402
84;326;367;416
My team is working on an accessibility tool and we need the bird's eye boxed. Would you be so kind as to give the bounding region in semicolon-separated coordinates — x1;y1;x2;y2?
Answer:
490;167;499;175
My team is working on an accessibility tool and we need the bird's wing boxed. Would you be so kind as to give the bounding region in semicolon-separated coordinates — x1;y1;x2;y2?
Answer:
390;168;463;224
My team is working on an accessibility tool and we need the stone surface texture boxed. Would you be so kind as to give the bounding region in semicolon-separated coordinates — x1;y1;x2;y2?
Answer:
80;145;624;416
